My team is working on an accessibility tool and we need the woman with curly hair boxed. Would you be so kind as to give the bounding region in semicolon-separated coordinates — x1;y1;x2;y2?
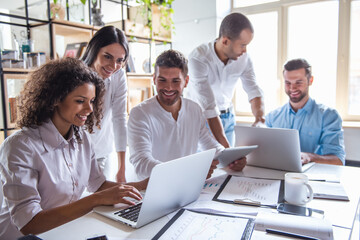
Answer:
82;25;129;183
0;58;142;238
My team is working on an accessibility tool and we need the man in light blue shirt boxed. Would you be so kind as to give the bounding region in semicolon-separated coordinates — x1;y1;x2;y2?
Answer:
266;59;345;165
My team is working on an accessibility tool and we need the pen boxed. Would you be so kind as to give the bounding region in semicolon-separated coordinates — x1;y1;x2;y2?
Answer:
308;179;326;182
233;198;261;206
308;178;340;183
233;199;277;208
265;228;320;240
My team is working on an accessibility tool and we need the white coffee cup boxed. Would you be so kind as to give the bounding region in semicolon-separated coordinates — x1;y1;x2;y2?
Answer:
284;172;313;205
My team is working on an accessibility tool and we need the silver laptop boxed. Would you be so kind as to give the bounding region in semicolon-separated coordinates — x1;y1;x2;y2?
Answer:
93;148;216;228
235;126;314;172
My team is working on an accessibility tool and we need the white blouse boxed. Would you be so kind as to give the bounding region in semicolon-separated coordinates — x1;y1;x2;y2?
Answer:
0;120;105;238
90;69;128;158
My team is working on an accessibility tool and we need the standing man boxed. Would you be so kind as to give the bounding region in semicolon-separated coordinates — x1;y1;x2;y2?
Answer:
128;50;246;180
187;13;264;148
266;58;345;165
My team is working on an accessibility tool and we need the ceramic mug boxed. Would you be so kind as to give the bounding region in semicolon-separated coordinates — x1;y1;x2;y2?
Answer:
284;172;313;205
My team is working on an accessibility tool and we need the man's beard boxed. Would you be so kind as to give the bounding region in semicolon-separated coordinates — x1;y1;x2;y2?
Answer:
288;91;307;103
158;90;180;106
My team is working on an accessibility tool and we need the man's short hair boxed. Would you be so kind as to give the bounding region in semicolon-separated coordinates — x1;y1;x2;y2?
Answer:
219;12;254;39
284;58;312;80
155;49;188;77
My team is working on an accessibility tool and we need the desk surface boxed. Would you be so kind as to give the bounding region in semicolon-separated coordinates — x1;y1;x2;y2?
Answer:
39;164;360;240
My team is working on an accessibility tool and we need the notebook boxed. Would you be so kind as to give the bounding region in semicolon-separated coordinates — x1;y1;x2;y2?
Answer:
93;148;216;228
235;126;314;172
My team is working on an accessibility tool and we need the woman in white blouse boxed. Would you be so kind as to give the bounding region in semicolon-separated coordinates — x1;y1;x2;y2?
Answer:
82;26;129;183
0;58;143;238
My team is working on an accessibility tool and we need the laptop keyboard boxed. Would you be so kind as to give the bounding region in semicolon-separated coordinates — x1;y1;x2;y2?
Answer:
114;202;142;222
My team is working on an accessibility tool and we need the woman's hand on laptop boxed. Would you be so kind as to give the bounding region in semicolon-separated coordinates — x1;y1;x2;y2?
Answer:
94;184;143;206
207;160;219;179
228;157;247;171
127;178;149;191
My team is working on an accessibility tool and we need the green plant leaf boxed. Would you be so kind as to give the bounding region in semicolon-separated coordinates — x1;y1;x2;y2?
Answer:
80;0;87;5
128;0;175;39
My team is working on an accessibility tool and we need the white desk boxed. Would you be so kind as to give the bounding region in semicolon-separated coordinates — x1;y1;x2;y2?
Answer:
38;164;360;240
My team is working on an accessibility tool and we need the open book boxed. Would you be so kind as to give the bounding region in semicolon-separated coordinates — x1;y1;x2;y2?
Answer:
255;212;333;240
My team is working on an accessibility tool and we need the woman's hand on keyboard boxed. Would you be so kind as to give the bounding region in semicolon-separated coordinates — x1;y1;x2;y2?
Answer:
94;184;143;206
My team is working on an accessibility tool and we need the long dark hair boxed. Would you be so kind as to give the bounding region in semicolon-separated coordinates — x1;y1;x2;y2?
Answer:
82;25;129;67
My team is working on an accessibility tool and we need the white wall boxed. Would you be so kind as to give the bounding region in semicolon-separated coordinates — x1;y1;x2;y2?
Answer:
343;127;360;161
172;0;231;57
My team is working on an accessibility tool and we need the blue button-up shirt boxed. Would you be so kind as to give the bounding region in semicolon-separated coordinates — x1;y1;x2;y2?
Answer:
265;98;345;164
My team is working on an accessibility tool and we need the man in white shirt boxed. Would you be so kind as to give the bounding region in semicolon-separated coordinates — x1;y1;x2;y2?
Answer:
128;50;246;180
187;13;264;147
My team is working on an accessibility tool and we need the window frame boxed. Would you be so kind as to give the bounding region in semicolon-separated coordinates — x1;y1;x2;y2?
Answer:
232;0;359;122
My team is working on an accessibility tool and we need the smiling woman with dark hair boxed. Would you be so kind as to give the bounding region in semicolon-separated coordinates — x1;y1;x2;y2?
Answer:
82;25;130;183
17;57;105;140
0;58;143;238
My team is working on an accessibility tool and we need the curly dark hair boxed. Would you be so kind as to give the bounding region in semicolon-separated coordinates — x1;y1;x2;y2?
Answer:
17;58;105;141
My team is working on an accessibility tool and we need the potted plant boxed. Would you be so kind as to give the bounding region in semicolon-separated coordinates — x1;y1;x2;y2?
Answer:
50;0;66;20
126;0;174;39
91;0;105;26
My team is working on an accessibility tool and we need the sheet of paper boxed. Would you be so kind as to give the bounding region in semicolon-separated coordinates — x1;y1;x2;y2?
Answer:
158;210;253;240
309;181;349;200
108;238;148;240
255;212;334;240
197;174;229;201
218;176;281;206
305;173;340;183
202;174;228;194
185;199;260;216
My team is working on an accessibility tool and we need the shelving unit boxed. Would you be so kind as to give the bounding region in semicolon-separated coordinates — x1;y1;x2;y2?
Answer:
0;0;47;139
0;0;172;142
0;68;31;139
2;69;29;127
31;19;99;59
127;73;154;113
